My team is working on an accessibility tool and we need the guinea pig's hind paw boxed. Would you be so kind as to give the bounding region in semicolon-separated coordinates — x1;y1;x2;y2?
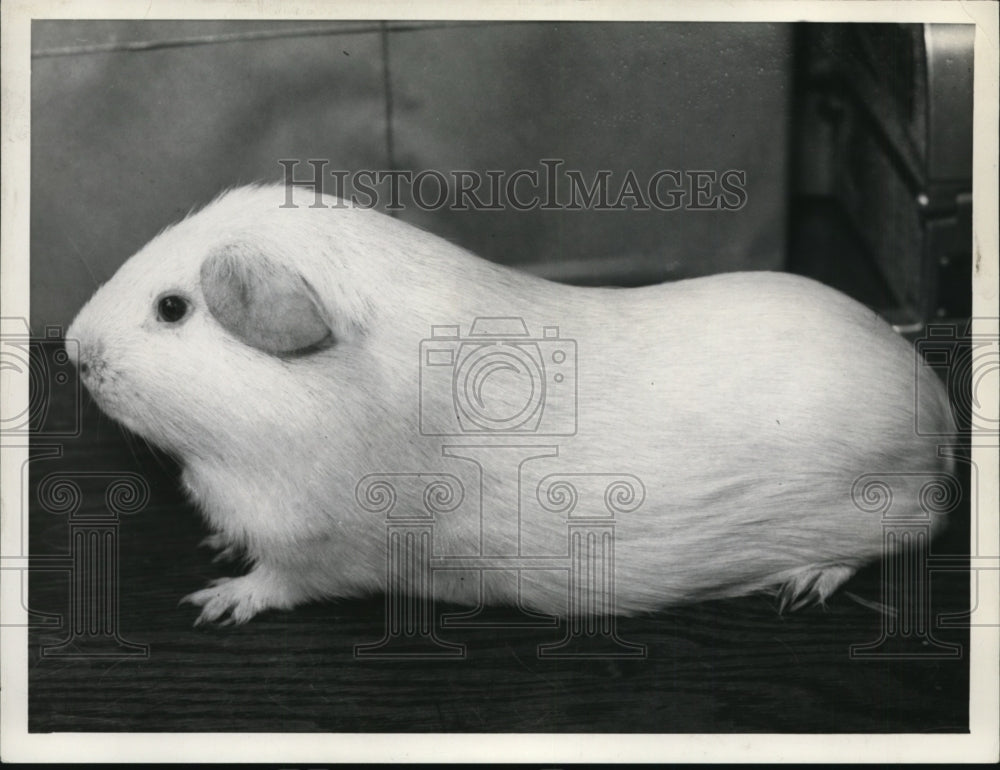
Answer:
776;564;857;614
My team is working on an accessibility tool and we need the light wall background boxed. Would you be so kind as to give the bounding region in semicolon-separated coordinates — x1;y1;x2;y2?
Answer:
31;20;793;331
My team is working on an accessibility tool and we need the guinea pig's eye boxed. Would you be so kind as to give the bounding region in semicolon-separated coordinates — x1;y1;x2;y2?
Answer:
156;294;190;324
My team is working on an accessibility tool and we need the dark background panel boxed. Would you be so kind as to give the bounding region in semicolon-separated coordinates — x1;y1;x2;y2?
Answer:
30;20;790;332
387;22;790;280
31;20;388;333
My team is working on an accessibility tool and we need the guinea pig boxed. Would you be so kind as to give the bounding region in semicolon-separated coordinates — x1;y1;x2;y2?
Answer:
65;183;956;626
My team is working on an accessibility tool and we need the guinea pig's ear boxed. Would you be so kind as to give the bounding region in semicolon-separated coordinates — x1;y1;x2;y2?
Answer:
200;244;334;356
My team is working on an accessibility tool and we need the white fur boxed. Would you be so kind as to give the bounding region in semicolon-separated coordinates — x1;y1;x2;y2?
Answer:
66;184;956;625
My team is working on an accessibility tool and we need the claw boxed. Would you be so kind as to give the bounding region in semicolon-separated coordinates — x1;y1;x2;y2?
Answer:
211;546;239;564
199;534;242;564
198;533;228;551
776;564;857;614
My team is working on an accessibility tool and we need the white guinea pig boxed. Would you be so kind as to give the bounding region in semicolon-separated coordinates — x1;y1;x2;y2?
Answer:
66;184;956;626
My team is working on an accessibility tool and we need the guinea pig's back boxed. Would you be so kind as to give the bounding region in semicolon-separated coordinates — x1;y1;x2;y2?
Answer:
542;271;955;611
574;271;949;470
371;260;954;613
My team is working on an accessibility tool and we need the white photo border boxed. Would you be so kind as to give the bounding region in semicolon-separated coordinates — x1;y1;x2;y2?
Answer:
2;0;997;763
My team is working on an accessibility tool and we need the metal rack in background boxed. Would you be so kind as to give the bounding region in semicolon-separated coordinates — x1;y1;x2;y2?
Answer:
795;23;974;332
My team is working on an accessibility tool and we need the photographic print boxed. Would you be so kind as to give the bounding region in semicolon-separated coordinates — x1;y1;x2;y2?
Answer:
2;0;997;764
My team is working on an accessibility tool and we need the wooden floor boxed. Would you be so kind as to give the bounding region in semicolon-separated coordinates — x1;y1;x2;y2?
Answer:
27;201;970;734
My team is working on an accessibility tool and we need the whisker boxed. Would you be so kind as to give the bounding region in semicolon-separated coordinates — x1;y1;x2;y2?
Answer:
65;234;101;290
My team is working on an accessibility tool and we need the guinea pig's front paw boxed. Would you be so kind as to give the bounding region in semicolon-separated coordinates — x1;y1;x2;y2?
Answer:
180;567;299;626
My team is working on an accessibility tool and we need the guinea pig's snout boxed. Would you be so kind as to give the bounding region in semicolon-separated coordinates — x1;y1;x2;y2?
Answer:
65;335;104;382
